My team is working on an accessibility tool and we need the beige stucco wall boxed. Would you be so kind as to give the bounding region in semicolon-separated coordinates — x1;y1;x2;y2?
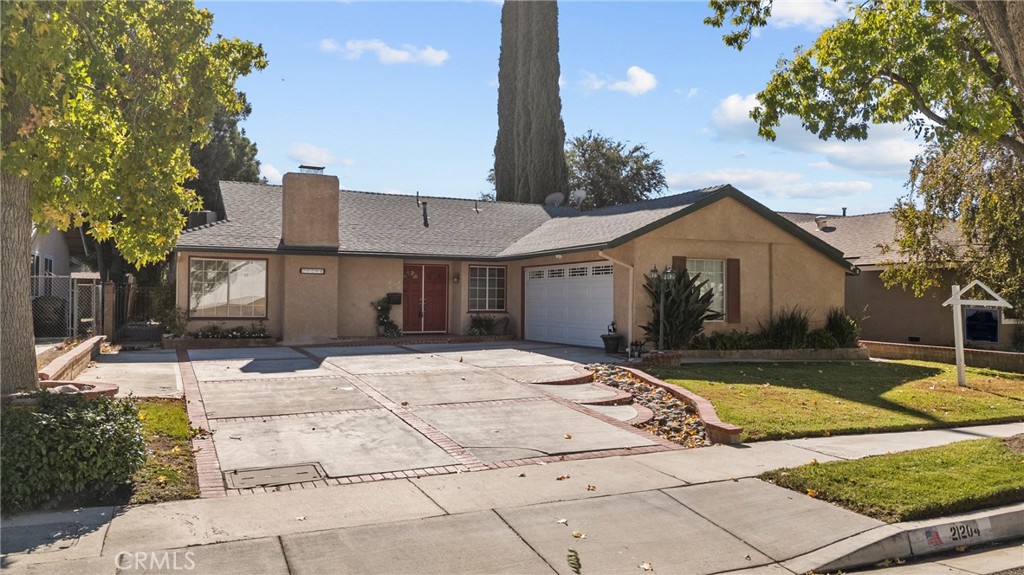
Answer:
623;196;846;338
281;254;339;343
848;269;1019;347
281;173;339;248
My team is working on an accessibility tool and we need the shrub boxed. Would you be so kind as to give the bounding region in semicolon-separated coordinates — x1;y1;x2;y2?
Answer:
191;322;269;339
641;270;723;349
690;329;763;350
825;307;860;348
1;394;146;514
758;307;810;349
371;296;400;335
466;314;496;336
806;328;839;350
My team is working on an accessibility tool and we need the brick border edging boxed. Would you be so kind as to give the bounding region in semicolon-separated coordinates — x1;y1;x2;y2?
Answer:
38;335;105;381
862;340;1024;373
620;366;743;444
176;348;227;498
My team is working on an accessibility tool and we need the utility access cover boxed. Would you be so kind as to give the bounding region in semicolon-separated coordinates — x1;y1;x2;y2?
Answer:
224;463;324;489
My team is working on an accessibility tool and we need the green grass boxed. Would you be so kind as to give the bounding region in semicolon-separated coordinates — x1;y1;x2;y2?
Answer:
131;399;200;504
760;436;1024;522
650;360;1024;441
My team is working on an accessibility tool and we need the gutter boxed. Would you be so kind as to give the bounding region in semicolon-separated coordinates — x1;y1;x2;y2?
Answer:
598;250;634;344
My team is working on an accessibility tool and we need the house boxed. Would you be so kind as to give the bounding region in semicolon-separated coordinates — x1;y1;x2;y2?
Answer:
30;225;99;338
782;211;1020;348
172;171;855;347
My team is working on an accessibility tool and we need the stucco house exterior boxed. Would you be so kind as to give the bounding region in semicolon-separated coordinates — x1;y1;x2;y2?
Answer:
173;171;855;347
782;211;1020;348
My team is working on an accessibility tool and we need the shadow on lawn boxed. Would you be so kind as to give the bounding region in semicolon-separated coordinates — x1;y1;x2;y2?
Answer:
657;361;950;425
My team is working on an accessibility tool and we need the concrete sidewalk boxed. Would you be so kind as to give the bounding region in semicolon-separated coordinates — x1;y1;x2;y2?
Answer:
2;422;1020;575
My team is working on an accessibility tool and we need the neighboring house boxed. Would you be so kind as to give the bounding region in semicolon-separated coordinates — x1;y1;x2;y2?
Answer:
173;171;856;346
782;211;1019;348
30;225;98;338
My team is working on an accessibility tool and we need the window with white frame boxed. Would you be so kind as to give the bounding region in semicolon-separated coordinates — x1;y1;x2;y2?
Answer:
688;259;725;319
189;258;267;318
468;266;506;312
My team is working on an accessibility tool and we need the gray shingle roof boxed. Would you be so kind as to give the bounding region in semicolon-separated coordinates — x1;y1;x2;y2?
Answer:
780;211;960;266
498;187;725;257
177;181;850;271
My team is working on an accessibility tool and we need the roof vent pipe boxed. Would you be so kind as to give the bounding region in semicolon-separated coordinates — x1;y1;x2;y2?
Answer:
842;207;847;217
815;215;829;230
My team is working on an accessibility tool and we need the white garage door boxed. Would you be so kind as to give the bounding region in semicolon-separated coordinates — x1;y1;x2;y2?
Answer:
524;262;614;348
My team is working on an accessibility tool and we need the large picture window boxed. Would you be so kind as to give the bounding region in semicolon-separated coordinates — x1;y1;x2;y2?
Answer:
189;258;267;318
468;266;506;312
689;259;725;319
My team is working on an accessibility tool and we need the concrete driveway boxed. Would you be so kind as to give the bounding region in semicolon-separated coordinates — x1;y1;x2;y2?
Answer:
181;342;668;492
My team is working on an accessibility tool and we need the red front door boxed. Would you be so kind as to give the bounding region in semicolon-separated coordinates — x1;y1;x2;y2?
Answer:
402;264;448;333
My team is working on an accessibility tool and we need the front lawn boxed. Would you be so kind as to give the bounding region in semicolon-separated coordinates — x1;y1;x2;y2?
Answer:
760;436;1024;522
650;360;1024;441
130;398;200;504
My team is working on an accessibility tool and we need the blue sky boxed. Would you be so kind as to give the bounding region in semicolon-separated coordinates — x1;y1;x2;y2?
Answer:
199;0;924;215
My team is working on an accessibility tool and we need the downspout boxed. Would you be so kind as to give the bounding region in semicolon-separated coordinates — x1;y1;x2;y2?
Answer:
598;250;634;344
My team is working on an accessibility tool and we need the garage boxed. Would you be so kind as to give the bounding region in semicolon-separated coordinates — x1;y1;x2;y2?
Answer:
524;262;614;347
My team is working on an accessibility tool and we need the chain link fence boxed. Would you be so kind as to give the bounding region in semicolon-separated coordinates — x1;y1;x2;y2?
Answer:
31;276;103;341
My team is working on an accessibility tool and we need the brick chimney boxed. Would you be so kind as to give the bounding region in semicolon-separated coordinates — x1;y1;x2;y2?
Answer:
281;170;339;248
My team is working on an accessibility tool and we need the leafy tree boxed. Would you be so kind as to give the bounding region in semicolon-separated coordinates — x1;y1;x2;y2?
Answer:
708;0;1024;157
494;0;569;204
640;271;722;350
704;0;1024;304
881;137;1024;310
1;1;267;392
566;131;668;210
187;97;264;218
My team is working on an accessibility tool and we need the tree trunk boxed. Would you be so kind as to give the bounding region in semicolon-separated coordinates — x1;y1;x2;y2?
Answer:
952;1;1024;111
1;173;39;393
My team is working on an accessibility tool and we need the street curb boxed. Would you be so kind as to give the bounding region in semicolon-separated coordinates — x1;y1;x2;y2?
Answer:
783;503;1024;574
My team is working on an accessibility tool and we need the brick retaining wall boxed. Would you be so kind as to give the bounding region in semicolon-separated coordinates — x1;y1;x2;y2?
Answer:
38;336;105;381
640;347;870;366
862;341;1024;373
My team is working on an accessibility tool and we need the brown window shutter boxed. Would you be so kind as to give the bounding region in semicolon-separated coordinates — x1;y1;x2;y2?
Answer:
672;256;687;273
726;258;740;323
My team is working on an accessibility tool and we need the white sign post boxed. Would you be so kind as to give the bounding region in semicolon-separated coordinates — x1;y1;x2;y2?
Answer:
942;280;1011;387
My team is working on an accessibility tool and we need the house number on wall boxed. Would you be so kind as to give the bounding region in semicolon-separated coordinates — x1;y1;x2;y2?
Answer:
300;267;325;275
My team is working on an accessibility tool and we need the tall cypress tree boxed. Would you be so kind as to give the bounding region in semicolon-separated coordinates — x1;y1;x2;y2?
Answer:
494;0;569;204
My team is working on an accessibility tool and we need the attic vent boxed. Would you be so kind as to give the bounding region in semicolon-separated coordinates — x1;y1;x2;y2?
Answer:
814;215;835;232
298;165;325;174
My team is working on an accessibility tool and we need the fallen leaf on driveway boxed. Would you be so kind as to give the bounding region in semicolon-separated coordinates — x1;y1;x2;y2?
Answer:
586;485;596;492
556;475;570;481
572;531;585;539
806;489;818;498
518;473;526;478
557;518;568;526
639;561;653;571
564;433;573;440
295;516;306;521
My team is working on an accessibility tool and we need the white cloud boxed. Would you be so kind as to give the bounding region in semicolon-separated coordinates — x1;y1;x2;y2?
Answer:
286;142;355;168
321;38;449;66
609;66;657;96
667;168;871;200
685;87;699;100
710;92;924;177
808;160;836;170
260;163;282;185
770;0;849;30
580;66;657;96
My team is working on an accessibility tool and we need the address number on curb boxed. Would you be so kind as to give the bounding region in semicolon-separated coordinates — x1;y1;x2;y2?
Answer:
909;518;991;555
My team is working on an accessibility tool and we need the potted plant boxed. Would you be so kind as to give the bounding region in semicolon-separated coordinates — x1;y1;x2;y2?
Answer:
371;297;399;337
600;321;624;354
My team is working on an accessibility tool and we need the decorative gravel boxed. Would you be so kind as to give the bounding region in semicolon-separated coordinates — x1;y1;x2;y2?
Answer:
588;364;710;449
